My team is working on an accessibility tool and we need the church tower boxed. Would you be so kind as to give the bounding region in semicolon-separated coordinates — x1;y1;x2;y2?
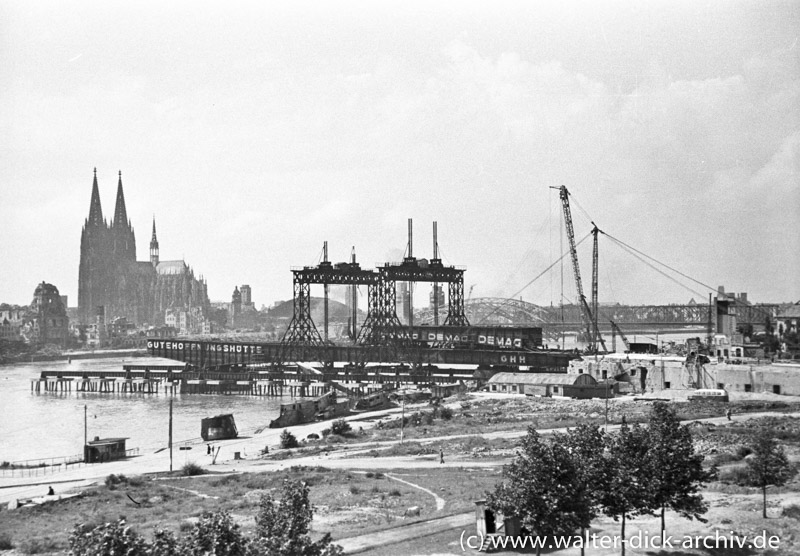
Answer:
111;171;136;262
78;168;109;324
231;286;242;327
150;217;160;266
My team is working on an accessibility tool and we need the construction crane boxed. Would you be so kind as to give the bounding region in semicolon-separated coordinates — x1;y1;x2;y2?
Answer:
608;318;630;352
551;185;607;353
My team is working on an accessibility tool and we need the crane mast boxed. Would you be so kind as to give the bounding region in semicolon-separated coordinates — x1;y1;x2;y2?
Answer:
551;185;606;353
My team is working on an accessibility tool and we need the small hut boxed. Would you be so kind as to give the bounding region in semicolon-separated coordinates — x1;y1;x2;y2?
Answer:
84;436;128;463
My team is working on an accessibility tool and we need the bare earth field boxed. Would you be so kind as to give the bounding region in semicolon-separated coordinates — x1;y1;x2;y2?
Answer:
2;392;800;555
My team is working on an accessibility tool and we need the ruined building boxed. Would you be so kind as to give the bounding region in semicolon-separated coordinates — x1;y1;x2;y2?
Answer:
78;169;209;326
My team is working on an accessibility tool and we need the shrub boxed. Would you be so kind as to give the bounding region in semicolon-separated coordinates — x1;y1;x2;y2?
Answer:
105;473;124;489
718;466;751;486
180;511;249;556
423;412;435;425
321;428;331;438
325;434;345;444
782;504;800;520
0;532;12;550
349;485;360;495
306;433;320;441
69;520;147;556
280;429;299;449
388;489;401;497
331;419;352;436
735;445;753;459
181;462;205;477
440;407;454;420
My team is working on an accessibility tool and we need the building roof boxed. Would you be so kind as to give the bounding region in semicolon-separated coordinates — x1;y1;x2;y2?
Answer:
156;260;187;275
778;304;800;319
488;372;596;385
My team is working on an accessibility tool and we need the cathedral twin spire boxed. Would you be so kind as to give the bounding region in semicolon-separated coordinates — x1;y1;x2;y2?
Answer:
85;168;136;261
87;168;104;226
113;170;130;229
86;168;131;230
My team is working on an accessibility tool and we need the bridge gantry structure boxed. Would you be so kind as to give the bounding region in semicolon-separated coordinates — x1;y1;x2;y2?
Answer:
280;256;469;362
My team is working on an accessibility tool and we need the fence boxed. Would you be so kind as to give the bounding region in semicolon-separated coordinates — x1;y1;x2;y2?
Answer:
0;448;139;477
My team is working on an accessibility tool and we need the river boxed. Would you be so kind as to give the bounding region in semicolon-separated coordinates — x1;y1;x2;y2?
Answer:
0;357;284;464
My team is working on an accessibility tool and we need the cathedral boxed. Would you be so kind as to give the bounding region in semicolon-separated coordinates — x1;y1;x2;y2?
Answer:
78;169;209;326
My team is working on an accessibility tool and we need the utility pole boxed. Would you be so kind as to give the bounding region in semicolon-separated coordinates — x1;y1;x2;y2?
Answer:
323;241;329;342
84;404;88;463
400;391;405;443
433;222;439;326
169;398;173;472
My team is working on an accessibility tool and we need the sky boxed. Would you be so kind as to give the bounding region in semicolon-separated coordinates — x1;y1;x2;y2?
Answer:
1;0;798;310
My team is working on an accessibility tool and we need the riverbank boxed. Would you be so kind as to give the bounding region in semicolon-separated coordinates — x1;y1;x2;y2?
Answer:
2;399;800;555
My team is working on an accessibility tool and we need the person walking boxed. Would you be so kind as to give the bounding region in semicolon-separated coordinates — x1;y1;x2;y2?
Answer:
439;448;445;464
726;408;732;421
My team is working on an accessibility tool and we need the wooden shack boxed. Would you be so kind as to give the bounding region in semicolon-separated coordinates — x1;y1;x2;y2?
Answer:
84;436;128;463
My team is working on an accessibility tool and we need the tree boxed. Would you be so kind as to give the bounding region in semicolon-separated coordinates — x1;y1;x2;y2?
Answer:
599;422;654;556
746;435;795;518
558;424;608;556
250;479;343;556
647;402;715;537
487;427;583;555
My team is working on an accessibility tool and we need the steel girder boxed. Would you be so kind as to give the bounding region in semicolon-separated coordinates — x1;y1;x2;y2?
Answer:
443;278;469;326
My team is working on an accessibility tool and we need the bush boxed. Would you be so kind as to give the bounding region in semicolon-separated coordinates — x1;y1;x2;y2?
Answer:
325;434;345;444
0;532;12;550
69;520;147;556
440;407;454;420
321;428;331;438
180;511;249;556
718;466;751;486
388;489;401;497
105;473;125;489
181;462;205;477
331;419;352;436
280;429;299;449
306;433;320;441
782;504;800;520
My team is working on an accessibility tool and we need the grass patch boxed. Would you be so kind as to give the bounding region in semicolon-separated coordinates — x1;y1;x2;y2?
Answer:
0;532;13;550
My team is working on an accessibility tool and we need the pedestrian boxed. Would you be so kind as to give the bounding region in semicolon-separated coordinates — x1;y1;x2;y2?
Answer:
47;486;54;496
726;408;732;421
439;449;445;464
207;444;211;455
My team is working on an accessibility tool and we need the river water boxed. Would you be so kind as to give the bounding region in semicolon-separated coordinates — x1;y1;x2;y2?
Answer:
0;357;284;464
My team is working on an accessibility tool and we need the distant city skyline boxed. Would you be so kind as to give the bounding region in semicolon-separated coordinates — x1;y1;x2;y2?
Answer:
1;1;798;308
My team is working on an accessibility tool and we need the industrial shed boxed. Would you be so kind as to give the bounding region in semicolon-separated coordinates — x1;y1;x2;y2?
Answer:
487;372;608;399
